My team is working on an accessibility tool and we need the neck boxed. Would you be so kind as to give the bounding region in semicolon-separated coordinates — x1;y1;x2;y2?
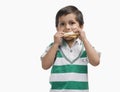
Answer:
65;39;76;48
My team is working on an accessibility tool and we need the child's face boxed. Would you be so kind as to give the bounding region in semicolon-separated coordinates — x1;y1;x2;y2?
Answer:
57;13;80;33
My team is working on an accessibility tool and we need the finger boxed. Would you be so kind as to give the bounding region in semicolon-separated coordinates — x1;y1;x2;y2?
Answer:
72;28;79;33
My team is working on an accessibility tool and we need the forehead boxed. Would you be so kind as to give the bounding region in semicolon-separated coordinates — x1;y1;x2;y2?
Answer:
58;13;76;22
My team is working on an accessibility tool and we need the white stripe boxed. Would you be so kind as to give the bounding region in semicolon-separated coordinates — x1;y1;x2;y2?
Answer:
54;58;88;65
50;89;89;92
50;73;88;82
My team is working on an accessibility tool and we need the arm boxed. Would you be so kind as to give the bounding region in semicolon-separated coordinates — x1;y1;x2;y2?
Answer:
77;29;100;66
41;43;59;69
82;37;100;66
41;31;64;70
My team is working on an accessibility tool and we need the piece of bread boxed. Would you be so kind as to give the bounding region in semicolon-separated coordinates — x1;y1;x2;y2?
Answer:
64;31;79;38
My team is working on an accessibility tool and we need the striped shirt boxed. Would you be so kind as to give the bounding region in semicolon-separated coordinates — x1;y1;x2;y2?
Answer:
42;39;89;92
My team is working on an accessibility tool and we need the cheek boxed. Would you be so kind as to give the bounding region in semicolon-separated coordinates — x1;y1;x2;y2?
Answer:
57;27;64;32
71;26;79;31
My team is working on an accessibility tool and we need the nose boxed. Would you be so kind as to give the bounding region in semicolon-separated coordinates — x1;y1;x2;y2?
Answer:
66;24;71;31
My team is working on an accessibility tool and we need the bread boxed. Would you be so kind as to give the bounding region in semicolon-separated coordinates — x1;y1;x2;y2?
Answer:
63;31;79;38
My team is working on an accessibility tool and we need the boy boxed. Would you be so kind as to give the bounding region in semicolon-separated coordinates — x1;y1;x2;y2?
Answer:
41;5;100;92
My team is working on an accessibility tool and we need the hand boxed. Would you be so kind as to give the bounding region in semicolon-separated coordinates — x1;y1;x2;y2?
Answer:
73;27;87;41
54;31;64;45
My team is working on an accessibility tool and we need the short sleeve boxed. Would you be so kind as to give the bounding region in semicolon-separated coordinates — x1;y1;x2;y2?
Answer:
40;43;53;59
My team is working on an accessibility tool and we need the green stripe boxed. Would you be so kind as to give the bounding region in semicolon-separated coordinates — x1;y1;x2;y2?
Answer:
81;50;87;58
56;50;63;57
50;81;88;90
56;50;87;58
51;65;87;73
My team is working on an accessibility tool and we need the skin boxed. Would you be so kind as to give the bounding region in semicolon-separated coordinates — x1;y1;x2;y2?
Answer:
41;13;100;70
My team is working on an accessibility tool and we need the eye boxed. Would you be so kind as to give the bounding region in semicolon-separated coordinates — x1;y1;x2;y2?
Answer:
59;22;65;26
69;21;75;25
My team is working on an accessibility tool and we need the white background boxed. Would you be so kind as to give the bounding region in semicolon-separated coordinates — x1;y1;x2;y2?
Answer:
0;0;120;92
